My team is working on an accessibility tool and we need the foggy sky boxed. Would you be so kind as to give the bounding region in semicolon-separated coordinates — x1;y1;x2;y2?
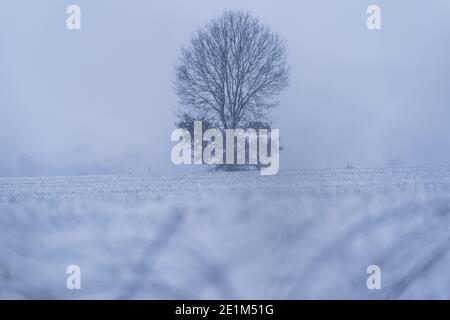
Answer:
1;0;450;176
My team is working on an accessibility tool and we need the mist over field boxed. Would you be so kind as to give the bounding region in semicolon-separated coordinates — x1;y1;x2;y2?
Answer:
1;0;450;300
1;0;450;175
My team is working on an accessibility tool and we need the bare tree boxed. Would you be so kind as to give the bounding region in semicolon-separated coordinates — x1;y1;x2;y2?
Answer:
174;11;289;131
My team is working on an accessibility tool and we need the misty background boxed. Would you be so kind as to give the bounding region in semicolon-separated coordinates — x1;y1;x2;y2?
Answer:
1;0;450;177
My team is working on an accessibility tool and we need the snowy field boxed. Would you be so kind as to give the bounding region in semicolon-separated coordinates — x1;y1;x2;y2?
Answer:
2;167;450;299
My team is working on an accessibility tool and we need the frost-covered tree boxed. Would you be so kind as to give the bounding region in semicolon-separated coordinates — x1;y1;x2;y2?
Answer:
174;11;289;131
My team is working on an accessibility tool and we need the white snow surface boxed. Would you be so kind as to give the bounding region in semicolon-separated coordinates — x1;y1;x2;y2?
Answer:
1;167;450;299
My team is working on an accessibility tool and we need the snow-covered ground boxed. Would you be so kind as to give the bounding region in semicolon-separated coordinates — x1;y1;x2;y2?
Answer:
1;167;450;299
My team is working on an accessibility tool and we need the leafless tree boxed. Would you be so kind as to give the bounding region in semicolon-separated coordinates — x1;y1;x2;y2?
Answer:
174;11;289;131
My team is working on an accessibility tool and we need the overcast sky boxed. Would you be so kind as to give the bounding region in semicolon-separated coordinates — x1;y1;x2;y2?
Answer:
1;0;450;176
